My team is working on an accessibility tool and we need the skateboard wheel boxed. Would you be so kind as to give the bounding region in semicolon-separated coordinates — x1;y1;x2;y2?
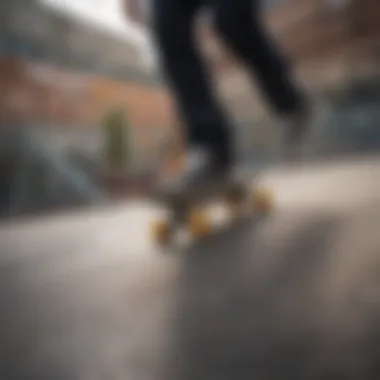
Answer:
187;209;212;238
252;187;274;213
151;219;173;246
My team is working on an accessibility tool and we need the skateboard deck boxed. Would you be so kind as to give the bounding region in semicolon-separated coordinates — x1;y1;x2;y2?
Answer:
151;169;274;248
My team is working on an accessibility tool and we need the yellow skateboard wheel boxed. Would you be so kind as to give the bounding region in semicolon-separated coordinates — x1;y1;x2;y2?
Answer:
252;187;274;213
187;209;212;238
151;219;173;246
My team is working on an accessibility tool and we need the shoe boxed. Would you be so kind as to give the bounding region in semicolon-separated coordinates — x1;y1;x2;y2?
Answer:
157;146;230;199
278;103;313;161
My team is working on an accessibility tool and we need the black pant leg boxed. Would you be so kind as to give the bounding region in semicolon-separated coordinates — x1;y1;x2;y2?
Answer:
213;0;306;115
151;0;233;166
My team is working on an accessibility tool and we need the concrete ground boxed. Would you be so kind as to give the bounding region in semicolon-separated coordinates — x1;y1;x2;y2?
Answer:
1;155;380;380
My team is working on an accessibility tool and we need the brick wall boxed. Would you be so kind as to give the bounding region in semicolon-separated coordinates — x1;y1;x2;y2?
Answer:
0;58;173;127
0;56;182;176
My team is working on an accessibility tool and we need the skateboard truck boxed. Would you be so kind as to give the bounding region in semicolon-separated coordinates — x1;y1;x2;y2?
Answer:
151;175;274;248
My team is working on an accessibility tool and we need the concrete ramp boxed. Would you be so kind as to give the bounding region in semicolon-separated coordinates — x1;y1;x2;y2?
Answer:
1;156;380;379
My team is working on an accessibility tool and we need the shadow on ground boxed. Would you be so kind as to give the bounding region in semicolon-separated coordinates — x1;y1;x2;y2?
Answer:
166;207;380;380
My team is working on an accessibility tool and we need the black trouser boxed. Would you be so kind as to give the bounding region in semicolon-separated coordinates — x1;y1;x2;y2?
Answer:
151;0;305;167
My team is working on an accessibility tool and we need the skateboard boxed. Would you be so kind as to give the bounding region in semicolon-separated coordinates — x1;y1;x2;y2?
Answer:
150;171;274;247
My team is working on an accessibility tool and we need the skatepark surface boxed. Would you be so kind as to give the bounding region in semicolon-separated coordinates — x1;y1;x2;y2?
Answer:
1;155;380;380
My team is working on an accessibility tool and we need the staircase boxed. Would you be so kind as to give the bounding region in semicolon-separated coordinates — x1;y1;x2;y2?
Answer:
0;127;106;218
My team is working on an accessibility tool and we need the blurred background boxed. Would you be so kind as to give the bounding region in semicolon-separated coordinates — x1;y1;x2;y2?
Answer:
0;0;379;217
1;2;380;379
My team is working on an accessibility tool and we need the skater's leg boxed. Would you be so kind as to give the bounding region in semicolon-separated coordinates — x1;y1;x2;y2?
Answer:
213;0;311;150
213;0;305;114
151;0;233;169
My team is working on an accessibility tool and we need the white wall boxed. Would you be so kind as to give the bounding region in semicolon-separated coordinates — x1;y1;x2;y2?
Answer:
40;0;155;69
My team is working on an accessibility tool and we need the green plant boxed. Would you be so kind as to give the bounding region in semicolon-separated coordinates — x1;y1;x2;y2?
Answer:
102;108;130;171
